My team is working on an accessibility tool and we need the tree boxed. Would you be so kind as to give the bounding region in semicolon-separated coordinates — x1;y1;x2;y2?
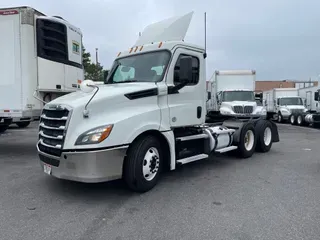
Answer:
82;44;106;82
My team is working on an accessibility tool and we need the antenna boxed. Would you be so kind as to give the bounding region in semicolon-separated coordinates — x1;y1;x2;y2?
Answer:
204;12;207;59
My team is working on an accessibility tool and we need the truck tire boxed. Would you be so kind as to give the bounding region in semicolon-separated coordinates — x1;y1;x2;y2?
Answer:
0;124;9;133
237;122;256;158
255;120;273;153
123;135;163;193
289;114;296;125
16;121;31;128
277;112;283;123
296;114;306;126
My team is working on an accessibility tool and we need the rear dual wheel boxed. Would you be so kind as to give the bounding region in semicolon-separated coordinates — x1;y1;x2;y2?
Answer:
237;120;273;158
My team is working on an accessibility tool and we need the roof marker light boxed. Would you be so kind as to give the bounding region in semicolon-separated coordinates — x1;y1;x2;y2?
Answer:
129;48;133;53
117;52;121;57
134;46;139;52
158;42;163;48
140;46;144;51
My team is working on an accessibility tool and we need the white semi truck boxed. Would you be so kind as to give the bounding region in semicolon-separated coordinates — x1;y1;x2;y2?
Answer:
263;88;308;123
289;86;320;127
0;6;83;133
36;12;279;192
206;70;266;122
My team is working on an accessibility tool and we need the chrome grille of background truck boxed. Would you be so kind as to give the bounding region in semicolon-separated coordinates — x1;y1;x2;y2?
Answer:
233;106;253;114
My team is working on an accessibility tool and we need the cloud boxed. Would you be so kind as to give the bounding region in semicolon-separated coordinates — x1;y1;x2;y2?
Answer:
1;0;319;81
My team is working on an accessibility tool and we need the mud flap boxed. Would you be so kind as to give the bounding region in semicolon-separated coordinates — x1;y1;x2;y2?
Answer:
269;120;279;142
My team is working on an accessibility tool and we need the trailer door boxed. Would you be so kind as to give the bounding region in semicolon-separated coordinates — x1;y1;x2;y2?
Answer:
0;9;22;117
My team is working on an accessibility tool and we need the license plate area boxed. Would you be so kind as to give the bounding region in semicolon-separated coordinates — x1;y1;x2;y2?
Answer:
44;164;52;175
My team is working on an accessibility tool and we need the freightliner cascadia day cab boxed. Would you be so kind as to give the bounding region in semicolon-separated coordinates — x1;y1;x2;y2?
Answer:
0;6;83;134
263;88;307;123
289;85;320;127
37;12;280;192
206;70;266;122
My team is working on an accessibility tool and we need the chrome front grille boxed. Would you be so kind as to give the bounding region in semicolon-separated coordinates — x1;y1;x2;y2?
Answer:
233;105;253;114
37;107;71;157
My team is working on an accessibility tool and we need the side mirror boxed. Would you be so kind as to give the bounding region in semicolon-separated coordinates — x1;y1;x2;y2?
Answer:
179;56;193;84
314;91;319;101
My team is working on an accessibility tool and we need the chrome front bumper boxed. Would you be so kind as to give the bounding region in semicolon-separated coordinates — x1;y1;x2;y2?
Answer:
37;145;128;183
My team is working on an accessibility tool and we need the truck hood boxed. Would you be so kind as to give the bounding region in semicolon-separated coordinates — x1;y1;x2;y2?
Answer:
47;82;158;108
283;105;305;110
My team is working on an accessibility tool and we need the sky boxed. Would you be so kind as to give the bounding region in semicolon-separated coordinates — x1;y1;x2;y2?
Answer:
1;0;320;81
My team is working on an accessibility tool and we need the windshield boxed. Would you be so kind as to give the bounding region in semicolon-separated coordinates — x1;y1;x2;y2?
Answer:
280;97;303;105
222;91;255;102
107;51;171;83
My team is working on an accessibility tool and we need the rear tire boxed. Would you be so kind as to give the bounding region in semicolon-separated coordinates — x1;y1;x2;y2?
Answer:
255;120;273;153
237;123;256;158
289;114;296;125
16;121;31;128
123;135;163;193
296;114;306;126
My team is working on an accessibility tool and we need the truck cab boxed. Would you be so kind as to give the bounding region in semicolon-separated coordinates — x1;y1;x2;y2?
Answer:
37;12;279;192
275;96;307;122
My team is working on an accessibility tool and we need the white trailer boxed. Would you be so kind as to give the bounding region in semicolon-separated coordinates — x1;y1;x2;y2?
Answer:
206;70;266;121
0;6;83;133
289;86;320;127
36;12;279;193
263;88;307;123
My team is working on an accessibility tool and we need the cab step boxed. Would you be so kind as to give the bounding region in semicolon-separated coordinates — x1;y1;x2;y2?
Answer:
176;134;208;141
215;146;238;153
177;153;209;165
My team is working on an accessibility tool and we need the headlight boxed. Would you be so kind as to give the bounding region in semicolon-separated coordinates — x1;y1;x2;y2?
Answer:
75;124;113;145
258;108;267;115
220;109;233;115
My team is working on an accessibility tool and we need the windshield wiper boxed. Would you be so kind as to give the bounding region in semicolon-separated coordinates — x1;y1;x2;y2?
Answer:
114;79;139;84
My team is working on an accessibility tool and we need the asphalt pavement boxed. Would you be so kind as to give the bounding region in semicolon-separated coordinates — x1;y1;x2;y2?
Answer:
0;122;319;240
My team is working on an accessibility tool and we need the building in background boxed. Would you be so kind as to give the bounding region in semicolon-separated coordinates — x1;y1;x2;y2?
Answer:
255;80;318;93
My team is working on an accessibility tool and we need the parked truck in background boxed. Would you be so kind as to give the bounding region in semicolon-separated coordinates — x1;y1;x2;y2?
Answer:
206;70;266;122
289;86;320;127
36;12;279;193
263;88;308;123
0;6;83;134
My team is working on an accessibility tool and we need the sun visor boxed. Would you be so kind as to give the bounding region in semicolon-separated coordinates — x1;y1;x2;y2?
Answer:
134;11;194;46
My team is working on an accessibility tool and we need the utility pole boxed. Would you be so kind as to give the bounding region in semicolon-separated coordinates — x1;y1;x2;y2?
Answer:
95;48;99;65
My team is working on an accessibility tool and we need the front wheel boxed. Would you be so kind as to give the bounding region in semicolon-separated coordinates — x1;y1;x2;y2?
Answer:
237;123;256;158
277;112;283;123
123;135;163;193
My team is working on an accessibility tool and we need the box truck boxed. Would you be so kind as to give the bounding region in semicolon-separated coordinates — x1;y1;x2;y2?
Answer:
0;6;83;133
263;88;307;123
206;70;266;122
36;12;279;192
289;86;320;127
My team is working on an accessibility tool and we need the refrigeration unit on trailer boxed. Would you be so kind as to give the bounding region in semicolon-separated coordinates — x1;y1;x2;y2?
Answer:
37;12;279;193
263;88;307;123
206;70;266;122
0;6;83;133
289;86;320;127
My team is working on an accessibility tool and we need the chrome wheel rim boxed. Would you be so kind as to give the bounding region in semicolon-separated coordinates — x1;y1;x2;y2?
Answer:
142;147;160;181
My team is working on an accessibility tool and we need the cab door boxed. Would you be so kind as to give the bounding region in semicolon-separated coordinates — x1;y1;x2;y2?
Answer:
166;47;206;127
